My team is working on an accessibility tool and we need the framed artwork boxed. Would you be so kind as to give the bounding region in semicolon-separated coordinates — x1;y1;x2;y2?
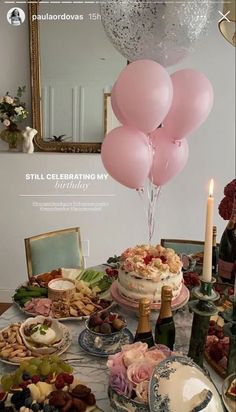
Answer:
104;92;121;135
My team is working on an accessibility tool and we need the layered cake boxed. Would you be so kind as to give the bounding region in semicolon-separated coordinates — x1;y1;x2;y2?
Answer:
118;244;183;303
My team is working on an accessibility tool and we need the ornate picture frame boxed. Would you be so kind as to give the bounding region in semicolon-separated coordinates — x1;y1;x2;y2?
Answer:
28;2;102;153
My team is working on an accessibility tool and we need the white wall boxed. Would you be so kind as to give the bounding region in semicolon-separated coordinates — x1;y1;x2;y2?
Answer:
0;4;235;300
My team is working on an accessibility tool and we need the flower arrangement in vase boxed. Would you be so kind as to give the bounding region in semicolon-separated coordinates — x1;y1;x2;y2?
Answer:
0;86;28;149
107;342;171;411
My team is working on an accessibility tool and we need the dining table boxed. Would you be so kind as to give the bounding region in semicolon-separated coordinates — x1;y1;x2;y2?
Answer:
0;297;224;411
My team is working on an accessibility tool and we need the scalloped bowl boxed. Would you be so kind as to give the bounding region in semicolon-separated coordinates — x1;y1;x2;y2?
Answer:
19;315;64;355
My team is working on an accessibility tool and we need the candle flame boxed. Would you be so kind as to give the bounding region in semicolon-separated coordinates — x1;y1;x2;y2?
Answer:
209;179;214;197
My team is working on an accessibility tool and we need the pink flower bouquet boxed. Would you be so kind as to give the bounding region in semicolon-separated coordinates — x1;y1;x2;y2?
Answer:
107;342;169;405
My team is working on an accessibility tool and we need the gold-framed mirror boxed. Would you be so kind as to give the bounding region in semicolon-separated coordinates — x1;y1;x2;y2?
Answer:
28;2;125;153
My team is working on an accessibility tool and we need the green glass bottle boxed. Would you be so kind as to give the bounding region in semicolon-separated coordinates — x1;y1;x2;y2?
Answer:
154;286;175;350
218;194;236;283
134;298;154;348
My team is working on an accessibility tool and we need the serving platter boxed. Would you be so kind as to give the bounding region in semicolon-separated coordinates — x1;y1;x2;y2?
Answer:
14;298;116;322
12;267;115;321
204;314;229;379
110;281;190;312
0;322;72;365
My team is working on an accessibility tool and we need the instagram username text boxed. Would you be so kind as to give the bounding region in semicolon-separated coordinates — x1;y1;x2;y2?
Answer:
32;13;101;21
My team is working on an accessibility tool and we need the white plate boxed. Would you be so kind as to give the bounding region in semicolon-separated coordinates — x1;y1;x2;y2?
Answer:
0;323;72;365
14;299;116;321
222;373;236;412
13;282;115;321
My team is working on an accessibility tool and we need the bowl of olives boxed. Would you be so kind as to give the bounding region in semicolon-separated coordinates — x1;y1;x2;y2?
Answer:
85;311;127;351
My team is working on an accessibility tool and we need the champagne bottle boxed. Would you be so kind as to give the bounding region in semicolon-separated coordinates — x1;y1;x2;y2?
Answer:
212;226;218;276
218;194;236;283
134;298;154;348
155;286;175;350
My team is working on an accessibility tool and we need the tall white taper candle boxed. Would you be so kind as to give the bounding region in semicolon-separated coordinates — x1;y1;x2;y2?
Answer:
202;179;214;282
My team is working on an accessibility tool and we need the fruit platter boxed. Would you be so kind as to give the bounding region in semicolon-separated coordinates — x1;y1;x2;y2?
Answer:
204;317;229;378
0;357;102;412
13;268;117;321
0;317;71;365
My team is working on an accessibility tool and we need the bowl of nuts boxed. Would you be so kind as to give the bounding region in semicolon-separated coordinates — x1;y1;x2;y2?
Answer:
85;310;127;352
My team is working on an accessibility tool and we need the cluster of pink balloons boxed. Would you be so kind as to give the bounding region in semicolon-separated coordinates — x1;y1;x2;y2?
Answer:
101;60;214;189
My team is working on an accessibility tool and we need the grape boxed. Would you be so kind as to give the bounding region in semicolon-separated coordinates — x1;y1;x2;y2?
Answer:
49;363;58;373
25;365;38;376
58;363;73;373
49;355;60;363
29;358;42;367
1;375;14;391
13;369;23;384
39;362;51;376
19;361;30;372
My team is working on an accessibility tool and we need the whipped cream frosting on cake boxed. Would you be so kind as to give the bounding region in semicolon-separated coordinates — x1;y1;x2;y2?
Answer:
117;244;183;303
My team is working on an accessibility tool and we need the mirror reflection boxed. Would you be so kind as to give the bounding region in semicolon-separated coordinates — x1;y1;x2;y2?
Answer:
38;4;125;144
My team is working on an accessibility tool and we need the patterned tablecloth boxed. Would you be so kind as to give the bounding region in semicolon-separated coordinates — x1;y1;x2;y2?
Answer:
0;303;223;411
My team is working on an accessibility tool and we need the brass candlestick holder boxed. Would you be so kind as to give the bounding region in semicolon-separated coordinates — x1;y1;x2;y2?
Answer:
188;277;219;367
219;296;236;375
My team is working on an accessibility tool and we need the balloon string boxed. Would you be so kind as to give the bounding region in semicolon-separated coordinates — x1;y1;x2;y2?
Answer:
137;188;149;223
137;134;161;244
147;133;157;244
148;185;161;243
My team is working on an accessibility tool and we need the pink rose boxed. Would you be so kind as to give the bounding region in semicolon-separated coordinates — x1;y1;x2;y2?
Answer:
144;348;166;365
109;365;133;397
122;248;133;259
122;341;148;353
107;351;125;370
123;349;145;367
123;260;135;272
127;361;153;385
154;344;172;357
135;380;149;403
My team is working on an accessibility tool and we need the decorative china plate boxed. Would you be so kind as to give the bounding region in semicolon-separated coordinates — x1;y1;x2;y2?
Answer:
222;373;236;412
0;323;72;365
78;328;133;358
110;281;189;312
149;355;224;412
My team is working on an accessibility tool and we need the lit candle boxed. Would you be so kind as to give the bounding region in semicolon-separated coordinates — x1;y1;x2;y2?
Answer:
202;179;214;282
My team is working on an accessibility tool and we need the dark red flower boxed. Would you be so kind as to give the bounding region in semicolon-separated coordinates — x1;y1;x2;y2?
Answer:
224;179;236;199
143;255;154;265
219;179;236;220
218;196;233;220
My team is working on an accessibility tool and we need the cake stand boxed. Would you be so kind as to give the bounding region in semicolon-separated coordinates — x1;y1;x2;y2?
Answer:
110;281;190;312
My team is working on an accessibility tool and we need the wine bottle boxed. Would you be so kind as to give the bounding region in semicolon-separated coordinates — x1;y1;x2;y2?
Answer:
212;226;218;276
218;194;236;283
154;286;175;350
134;298;154;348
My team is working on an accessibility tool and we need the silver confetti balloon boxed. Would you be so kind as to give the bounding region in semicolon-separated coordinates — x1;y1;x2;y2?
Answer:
100;1;218;67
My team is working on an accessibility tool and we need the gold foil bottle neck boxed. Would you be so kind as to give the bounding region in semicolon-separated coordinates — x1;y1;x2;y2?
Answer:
213;225;217;246
139;298;151;316
161;286;173;301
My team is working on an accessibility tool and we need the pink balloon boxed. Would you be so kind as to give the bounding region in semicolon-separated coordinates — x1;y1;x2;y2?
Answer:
101;126;152;189
150;128;189;186
111;83;128;125
164;69;214;140
114;60;173;133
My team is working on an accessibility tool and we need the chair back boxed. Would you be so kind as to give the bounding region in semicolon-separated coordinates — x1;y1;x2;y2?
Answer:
160;239;205;255
25;227;84;278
